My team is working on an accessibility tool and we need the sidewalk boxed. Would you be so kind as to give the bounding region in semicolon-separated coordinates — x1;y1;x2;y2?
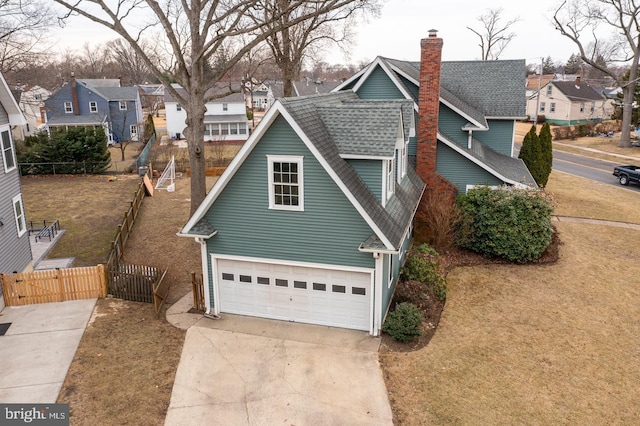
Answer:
29;230;74;270
553;141;640;162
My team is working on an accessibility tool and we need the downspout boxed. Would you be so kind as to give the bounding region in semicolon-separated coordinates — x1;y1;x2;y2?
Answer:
373;252;384;336
196;238;212;315
467;130;473;149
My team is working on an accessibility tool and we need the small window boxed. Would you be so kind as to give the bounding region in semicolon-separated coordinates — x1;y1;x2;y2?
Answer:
211;124;220;135
294;281;307;289
332;285;346;293
550;103;556;113
222;273;234;281
64;101;73;113
2;130;16;172
12;194;26;237
176;104;182;111
239;275;252;283
34;93;42;101
275;279;288;287
590;102;595;113
230;124;238;135
580;103;585;113
313;283;326;291
221;123;229;135
257;277;270;285
546;85;552;96
89;101;98;113
539;102;545;113
387;159;395;198
119;100;127;110
352;287;366;296
268;156;304;211
239;124;247;135
222;103;228;111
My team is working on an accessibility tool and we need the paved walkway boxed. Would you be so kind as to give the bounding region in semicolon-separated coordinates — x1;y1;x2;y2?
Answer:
29;230;74;270
164;293;393;426
0;299;96;402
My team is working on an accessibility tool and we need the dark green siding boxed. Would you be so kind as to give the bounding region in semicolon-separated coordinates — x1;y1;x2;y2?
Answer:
408;111;418;156
205;115;376;271
476;120;514;156
356;66;405;100
397;75;419;101
438;104;468;147
347;159;383;202
436;142;504;194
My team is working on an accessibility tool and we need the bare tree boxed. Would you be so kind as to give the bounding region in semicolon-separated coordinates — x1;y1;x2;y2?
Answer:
107;39;153;85
53;0;365;214
262;0;380;97
0;0;56;72
467;7;519;61
554;0;640;148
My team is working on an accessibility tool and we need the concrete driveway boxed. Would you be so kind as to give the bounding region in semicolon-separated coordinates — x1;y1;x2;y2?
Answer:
164;313;393;425
0;299;96;403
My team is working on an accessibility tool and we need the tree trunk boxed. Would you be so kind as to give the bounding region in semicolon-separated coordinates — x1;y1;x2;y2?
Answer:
184;91;207;215
619;85;634;148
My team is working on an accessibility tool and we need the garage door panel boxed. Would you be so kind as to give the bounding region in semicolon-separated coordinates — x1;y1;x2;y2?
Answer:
217;258;371;331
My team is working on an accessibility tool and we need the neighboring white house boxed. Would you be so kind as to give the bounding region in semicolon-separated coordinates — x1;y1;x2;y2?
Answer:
526;77;614;125
164;84;249;142
11;85;50;140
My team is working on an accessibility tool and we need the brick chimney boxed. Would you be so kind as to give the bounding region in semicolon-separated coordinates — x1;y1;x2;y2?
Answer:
70;72;80;115
575;76;581;89
414;30;459;245
416;29;442;184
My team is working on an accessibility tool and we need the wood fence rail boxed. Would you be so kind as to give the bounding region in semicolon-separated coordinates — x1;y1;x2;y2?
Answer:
191;272;206;313
1;265;107;306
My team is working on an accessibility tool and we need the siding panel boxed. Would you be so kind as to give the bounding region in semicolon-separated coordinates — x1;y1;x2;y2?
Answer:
357;66;406;100
346;159;383;202
436;142;503;194
477;119;514;156
205;115;376;272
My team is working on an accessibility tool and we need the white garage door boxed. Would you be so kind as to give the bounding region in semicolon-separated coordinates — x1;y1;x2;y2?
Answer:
216;258;372;331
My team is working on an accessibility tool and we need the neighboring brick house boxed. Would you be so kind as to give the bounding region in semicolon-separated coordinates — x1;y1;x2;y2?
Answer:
164;83;249;142
0;71;31;310
44;77;144;143
526;77;614;125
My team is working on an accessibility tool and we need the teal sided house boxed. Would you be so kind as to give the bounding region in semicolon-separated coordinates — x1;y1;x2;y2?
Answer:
334;31;536;194
179;91;423;336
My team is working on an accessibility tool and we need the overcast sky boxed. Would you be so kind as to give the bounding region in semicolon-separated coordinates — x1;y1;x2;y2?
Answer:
52;0;580;68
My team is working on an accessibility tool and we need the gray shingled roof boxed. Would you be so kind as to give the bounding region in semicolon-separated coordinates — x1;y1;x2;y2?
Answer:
293;80;342;97
279;91;425;250
380;57;526;118
185;218;217;237
552;80;604;102
439;131;536;186
46;114;105;125
204;114;247;123
79;79;120;88
93;86;139;101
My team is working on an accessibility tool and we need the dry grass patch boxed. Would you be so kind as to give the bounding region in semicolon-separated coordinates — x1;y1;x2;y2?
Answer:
382;221;640;425
21;174;141;266
57;298;185;426
546;170;640;223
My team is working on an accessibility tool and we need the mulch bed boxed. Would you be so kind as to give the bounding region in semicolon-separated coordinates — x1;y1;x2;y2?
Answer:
380;227;562;353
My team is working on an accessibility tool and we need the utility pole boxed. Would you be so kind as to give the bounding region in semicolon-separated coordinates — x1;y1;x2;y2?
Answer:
534;57;543;127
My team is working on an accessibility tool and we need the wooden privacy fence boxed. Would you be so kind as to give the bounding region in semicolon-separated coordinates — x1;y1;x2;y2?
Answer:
191;272;205;313
1;265;107;307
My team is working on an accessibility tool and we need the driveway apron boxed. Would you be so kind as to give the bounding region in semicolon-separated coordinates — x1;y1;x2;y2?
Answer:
164;314;393;425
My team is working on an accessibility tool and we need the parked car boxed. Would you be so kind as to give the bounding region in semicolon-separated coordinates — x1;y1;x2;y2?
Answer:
613;165;640;186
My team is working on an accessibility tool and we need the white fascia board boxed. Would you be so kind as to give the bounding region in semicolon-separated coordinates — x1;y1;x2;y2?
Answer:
180;101;284;235
212;253;375;275
486;116;527;120
358;245;398;254
176;230;217;239
0;72;26;126
340;154;393;160
437;132;522;187
353;58;415;102
439;97;487;129
278;106;396;251
387;63;419;87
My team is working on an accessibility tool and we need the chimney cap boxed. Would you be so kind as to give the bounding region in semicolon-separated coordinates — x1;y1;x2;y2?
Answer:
428;29;438;38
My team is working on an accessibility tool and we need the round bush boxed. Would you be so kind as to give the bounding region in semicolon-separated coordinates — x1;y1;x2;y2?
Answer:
382;302;424;343
456;186;554;262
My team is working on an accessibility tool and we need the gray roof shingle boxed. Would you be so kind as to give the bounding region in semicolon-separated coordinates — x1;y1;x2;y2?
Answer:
551;80;604;102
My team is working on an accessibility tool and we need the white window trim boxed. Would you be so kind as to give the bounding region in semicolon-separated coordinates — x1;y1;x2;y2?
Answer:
386;158;395;199
64;101;73;113
580;103;585;113
267;155;304;211
540;102;545;113
176;104;182;111
401;143;408;179
130;124;138;135
222;103;228;111
89;101;98;113
550;103;556;113
1;129;16;173
12;194;27;237
119;100;127;110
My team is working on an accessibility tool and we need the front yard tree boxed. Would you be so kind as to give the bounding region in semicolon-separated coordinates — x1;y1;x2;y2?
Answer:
467;7;519;60
54;0;365;215
564;53;582;74
554;0;640;148
263;0;380;97
519;125;544;186
538;123;553;187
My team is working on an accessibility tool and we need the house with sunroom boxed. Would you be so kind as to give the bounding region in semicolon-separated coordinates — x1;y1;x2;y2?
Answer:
179;90;424;336
164;83;249;142
333;31;536;196
0;71;31;310
44;77;143;144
